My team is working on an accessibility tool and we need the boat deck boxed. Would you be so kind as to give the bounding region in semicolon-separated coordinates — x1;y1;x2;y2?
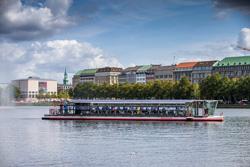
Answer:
42;114;224;121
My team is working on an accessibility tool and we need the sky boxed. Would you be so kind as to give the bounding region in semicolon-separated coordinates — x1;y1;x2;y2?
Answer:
0;0;250;84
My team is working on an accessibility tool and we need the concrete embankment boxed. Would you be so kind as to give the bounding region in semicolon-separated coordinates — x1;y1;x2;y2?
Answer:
217;104;250;108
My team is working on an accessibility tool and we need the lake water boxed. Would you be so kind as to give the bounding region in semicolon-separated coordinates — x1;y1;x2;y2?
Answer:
0;106;250;167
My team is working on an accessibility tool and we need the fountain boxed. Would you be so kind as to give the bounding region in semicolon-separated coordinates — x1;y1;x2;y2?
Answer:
0;84;14;106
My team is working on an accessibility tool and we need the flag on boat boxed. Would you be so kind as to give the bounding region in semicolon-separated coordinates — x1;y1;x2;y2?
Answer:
220;112;223;116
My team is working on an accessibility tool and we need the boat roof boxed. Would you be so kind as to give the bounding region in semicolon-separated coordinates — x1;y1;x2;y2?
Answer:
70;100;217;105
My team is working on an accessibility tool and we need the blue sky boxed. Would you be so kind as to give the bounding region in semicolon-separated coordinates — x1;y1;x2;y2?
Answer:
0;0;250;83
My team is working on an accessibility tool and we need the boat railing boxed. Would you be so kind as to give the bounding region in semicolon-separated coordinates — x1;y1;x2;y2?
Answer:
49;106;75;115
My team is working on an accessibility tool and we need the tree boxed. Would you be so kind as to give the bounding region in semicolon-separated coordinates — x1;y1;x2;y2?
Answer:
37;92;45;100
200;73;222;99
13;85;21;100
67;88;73;98
217;76;230;101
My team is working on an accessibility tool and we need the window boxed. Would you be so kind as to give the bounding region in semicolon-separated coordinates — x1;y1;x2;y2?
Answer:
160;75;163;79
164;75;168;78
194;74;196;78
169;75;172;78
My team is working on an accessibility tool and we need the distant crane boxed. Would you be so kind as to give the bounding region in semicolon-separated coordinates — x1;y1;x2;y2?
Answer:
237;46;250;51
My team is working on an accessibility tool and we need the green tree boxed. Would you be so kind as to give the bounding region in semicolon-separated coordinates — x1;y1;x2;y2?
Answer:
13;85;21;100
200;73;222;99
67;88;73;98
37;92;45;100
217;76;230;101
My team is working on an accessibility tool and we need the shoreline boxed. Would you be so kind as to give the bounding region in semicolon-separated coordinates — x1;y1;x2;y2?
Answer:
5;102;250;109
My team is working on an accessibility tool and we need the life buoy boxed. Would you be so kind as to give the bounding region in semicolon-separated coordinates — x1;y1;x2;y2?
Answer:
50;109;55;115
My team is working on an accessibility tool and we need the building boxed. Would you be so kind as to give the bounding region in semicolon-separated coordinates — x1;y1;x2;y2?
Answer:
155;65;176;82
212;56;250;79
80;68;98;84
72;68;98;88
118;66;142;84
12;76;57;99
95;67;122;85
72;70;84;88
192;61;217;84
58;67;72;93
174;62;198;82
136;65;153;84
146;65;161;82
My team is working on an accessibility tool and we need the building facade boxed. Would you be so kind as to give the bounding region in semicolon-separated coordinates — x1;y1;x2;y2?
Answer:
80;69;98;84
136;65;153;84
146;65;161;82
212;56;250;79
72;68;98;88
95;67;122;85
72;70;83;88
174;62;198;82
192;61;217;84
155;65;176;82
118;66;142;84
12;76;57;99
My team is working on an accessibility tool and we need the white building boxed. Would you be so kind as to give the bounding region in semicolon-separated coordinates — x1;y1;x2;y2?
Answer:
12;76;57;99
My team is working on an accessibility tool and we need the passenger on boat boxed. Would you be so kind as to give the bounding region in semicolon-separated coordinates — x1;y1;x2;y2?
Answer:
64;103;68;114
59;102;63;114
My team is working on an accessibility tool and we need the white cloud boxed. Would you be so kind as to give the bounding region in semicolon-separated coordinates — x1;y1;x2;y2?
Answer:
0;0;75;41
168;37;247;64
213;11;229;20
0;40;123;83
237;28;250;49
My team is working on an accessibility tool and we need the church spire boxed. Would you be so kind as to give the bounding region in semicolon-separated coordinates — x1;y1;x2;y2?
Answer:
63;66;69;85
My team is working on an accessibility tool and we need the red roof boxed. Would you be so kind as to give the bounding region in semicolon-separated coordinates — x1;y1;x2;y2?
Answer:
175;62;198;68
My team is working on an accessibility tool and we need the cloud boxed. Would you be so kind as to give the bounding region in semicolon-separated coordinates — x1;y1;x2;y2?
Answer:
237;28;250;49
169;38;246;64
212;11;229;20
0;0;75;42
212;0;250;16
0;40;123;83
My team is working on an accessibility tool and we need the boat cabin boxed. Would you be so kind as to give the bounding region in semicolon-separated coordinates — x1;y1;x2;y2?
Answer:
67;100;217;117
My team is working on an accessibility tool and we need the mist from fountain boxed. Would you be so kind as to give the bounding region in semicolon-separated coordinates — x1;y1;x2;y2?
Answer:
0;85;14;106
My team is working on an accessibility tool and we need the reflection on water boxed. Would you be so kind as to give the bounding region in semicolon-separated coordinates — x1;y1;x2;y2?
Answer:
0;106;250;167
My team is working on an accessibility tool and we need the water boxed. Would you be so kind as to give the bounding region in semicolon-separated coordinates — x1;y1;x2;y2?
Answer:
0;106;250;167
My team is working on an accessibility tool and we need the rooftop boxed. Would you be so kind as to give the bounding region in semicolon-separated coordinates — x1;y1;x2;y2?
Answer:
81;68;99;74
194;61;218;67
147;65;162;70
213;56;250;67
74;70;84;76
155;65;176;71
122;66;143;72
137;65;153;71
175;62;198;68
96;67;122;73
74;68;99;76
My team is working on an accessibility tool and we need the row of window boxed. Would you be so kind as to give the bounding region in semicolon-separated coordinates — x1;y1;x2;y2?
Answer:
136;74;146;77
25;91;56;95
155;75;173;79
216;66;250;71
193;74;208;79
220;71;250;76
193;66;212;70
175;67;192;71
137;78;145;81
80;77;94;81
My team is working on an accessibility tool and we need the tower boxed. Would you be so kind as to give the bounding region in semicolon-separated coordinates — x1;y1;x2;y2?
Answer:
63;67;69;85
